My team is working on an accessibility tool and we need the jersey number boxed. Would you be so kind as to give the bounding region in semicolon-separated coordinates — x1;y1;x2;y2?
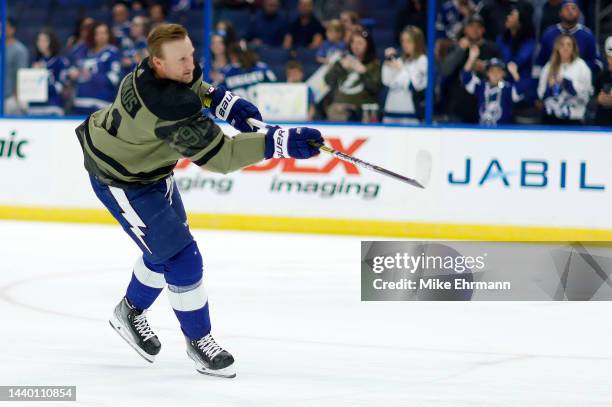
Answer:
105;108;122;137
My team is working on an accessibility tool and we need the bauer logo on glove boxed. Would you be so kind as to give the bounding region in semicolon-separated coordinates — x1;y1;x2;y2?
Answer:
207;85;263;132
265;126;323;160
216;91;236;119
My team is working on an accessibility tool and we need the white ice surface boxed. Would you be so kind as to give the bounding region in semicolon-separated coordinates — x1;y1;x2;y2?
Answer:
1;220;611;407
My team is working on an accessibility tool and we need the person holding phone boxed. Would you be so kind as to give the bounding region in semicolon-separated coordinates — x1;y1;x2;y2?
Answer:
382;26;428;124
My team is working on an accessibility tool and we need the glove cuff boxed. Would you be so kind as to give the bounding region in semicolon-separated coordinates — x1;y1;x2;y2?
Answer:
265;127;289;159
208;86;240;121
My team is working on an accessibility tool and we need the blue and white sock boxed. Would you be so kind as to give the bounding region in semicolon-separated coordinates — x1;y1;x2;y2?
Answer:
168;279;211;340
125;256;165;311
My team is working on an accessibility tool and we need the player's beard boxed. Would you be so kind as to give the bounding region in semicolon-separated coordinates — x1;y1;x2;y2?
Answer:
562;14;579;25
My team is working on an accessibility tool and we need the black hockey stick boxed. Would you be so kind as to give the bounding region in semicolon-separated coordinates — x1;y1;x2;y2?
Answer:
247;118;426;189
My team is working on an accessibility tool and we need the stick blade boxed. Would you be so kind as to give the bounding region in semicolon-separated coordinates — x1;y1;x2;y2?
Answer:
415;149;433;188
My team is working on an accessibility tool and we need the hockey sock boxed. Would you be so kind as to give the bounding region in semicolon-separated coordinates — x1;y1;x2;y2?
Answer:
125;256;166;310
164;241;212;340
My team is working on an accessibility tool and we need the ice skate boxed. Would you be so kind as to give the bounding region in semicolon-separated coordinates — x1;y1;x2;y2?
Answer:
186;333;236;378
109;297;161;363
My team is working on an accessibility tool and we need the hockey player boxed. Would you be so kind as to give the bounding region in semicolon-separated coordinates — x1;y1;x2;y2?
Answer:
75;24;323;378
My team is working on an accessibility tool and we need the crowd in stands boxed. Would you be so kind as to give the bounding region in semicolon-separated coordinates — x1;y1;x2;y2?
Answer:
3;0;611;126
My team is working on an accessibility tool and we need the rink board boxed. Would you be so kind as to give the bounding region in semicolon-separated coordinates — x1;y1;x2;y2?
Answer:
0;118;610;240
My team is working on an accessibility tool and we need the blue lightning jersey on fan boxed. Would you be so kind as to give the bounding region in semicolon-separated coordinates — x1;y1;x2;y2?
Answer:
73;45;122;115
436;0;471;40
122;38;148;74
113;22;132;50
68;41;89;66
462;70;525;126
221;62;277;102
28;56;69;116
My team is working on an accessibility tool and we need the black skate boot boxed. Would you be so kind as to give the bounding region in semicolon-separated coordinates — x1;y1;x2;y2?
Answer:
186;334;236;378
109;297;161;363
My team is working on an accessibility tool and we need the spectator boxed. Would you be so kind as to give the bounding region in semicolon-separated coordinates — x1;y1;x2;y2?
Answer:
339;10;360;45
121;16;150;74
316;19;346;64
207;33;230;85
436;0;476;41
592;36;612;126
112;1;132;47
130;16;149;55
382;26;428;124
28;30;69;116
395;0;427;41
284;0;325;49
439;14;501;123
222;44;277;102
534;0;603;80
537;34;592;125
69;23;121;115
149;2;168;29
324;29;382;122
66;17;95;66
286;60;315;120
479;0;533;41
462;52;524;125
496;3;536;99
215;20;238;48
131;0;146;15
4;17;29;115
247;0;288;48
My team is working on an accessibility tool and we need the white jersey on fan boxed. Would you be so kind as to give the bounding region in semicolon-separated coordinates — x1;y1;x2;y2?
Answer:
382;54;428;124
537;58;593;121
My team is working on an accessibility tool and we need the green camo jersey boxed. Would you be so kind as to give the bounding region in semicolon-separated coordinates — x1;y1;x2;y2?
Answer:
75;58;266;187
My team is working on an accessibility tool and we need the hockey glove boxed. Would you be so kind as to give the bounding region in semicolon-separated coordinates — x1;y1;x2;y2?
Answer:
265;126;323;159
207;85;262;132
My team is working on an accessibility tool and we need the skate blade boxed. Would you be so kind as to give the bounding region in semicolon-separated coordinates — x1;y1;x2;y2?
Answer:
187;352;236;378
196;368;236;379
109;317;156;364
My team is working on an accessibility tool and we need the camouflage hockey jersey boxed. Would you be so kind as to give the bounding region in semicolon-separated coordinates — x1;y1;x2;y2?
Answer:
75;57;266;187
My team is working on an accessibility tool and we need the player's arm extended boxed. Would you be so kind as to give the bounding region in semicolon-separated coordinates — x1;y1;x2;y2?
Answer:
155;113;323;174
155;114;266;174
